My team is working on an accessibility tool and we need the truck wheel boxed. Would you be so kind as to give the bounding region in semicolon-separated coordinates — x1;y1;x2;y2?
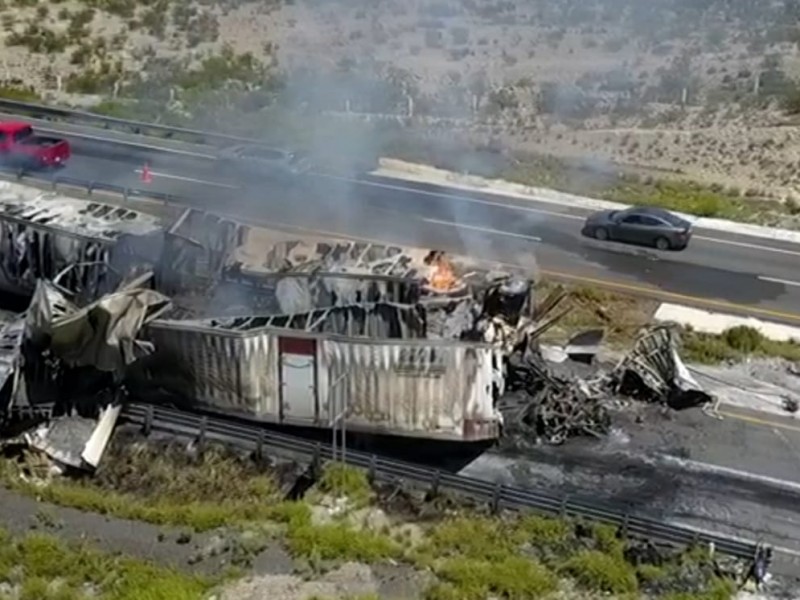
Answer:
654;236;671;251
594;227;609;241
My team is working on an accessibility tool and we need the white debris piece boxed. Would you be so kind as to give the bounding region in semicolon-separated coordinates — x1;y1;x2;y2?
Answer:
654;303;800;343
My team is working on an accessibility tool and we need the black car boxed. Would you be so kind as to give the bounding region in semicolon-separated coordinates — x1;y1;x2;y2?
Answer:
581;206;693;251
217;144;311;178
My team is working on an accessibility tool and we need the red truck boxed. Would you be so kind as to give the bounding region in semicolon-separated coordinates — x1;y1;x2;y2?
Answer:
0;121;71;169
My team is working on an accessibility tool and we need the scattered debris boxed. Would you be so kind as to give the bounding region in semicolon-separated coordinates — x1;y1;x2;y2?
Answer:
609;325;712;410
0;198;719;460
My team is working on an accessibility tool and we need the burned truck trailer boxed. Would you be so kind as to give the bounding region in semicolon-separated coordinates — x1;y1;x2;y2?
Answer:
141;309;503;443
0;187;164;300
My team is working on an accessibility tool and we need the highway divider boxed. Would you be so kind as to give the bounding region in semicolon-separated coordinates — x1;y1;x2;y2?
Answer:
0;98;256;147
122;402;764;563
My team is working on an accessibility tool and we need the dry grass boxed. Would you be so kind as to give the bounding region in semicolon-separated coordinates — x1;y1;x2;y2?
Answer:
537;281;658;347
538;280;800;365
0;445;740;599
3;0;800;200
0;526;212;600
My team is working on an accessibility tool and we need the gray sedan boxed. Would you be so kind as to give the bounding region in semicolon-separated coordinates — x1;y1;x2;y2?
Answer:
217;144;311;179
581;206;693;251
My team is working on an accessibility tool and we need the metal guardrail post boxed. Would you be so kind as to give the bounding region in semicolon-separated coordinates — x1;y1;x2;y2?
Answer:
621;512;630;538
142;404;153;436
367;454;377;483
311;443;322;479
430;470;440;498
196;416;207;455
255;430;265;463
491;483;502;514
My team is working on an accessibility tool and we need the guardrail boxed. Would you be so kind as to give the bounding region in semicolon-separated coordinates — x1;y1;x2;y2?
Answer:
0;167;193;207
122;402;764;563
0;98;256;147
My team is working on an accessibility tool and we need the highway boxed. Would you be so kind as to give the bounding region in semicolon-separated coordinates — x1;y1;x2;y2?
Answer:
39;131;800;324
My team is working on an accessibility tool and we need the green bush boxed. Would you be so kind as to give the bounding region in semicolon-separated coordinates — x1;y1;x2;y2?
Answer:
317;462;373;507
723;325;764;353
0;84;39;101
560;550;639;594
286;522;400;563
431;556;557;600
0;528;211;600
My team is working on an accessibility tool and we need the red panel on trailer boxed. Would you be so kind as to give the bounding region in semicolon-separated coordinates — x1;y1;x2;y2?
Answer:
279;337;316;355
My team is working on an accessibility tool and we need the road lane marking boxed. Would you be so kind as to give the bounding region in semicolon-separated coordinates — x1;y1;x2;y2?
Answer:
321;173;585;220
133;169;238;189
39;127;217;159
541;269;800;324
198;213;800;325
332;174;800;257
695;235;800;257
420;217;542;242
759;276;800;288
716;409;800;434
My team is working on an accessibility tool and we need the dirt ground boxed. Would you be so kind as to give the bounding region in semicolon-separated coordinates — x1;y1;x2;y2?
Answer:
3;0;800;198
0;483;429;599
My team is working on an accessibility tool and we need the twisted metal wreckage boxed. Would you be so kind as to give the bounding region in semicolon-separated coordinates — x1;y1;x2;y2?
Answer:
0;189;713;472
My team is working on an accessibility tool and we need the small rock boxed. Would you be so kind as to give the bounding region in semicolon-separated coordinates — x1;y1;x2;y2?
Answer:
176;532;192;545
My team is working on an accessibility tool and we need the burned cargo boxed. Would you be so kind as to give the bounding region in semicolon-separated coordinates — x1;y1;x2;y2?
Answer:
0;187;164;302
137;310;504;443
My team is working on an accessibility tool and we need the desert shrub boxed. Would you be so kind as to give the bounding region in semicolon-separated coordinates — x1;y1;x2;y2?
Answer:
561;550;638;594
723;325;764;353
430;556;557;600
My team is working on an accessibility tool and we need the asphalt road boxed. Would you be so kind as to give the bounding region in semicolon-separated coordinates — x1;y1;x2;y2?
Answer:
37;132;800;325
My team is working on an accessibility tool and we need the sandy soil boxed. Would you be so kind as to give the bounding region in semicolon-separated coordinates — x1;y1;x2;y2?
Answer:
3;0;800;198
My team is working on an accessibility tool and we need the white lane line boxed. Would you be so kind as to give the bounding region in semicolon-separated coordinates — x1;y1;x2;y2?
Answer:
329;174;800;257
759;276;800;288
695;235;800;257
40;128;217;159
421;217;541;242
322;173;585;221
133;169;238;189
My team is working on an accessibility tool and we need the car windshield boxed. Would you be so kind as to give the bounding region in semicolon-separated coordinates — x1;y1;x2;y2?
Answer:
239;146;285;161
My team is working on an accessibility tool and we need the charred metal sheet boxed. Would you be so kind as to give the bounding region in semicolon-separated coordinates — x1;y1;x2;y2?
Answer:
157;208;240;296
611;324;711;409
26;274;172;373
499;349;610;445
0;191;164;300
186;303;426;339
0;311;25;411
141;318;502;442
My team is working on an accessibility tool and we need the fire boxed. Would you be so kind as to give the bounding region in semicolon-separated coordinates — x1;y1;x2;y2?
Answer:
425;251;458;291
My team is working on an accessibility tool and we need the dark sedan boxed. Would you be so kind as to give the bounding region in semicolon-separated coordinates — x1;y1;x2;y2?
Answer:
581;206;693;251
217;144;311;179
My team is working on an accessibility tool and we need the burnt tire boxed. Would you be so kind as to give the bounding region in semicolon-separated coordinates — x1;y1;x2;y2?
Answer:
594;227;609;241
654;236;671;251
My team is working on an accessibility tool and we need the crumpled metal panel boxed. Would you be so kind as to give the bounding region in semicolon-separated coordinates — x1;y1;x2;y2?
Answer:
144;320;501;441
189;302;426;339
0;192;164;299
0;310;25;409
320;339;500;440
146;324;280;415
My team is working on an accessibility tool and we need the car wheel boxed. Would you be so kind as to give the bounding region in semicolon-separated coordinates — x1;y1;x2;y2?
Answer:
654;236;671;251
594;227;609;241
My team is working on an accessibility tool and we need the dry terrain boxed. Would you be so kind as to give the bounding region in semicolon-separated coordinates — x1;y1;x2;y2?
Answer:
3;0;800;199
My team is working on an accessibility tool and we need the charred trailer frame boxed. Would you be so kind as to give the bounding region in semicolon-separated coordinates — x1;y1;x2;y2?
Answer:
0;191;164;302
157;208;424;316
140;314;503;443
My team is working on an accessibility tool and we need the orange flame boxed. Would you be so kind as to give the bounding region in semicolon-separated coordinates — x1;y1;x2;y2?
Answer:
427;253;458;291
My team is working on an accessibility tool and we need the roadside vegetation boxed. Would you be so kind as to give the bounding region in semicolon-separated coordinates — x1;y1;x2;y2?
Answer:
0;435;743;599
0;526;212;600
537;280;800;365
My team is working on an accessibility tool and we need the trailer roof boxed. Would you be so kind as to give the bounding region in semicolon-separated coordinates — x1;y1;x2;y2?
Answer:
0;189;162;242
